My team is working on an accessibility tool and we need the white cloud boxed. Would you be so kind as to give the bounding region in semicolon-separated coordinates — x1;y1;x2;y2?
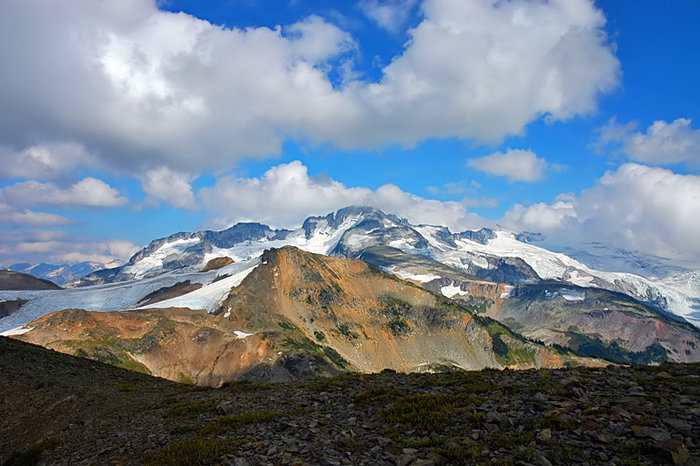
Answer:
0;237;140;267
0;143;96;180
468;149;549;182
0;0;619;173
503;163;700;263
53;240;140;266
598;117;700;166
0;178;127;208
0;206;73;226
359;0;418;33
286;15;357;63
141;166;195;209
199;160;486;232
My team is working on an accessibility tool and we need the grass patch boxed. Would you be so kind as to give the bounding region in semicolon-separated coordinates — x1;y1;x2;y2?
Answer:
165;401;215;421
203;411;282;435
355;385;403;405
3;438;61;466
381;392;483;433
144;436;237;466
436;442;483;464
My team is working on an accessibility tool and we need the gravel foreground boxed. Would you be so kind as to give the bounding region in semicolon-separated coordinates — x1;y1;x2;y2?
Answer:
1;336;699;466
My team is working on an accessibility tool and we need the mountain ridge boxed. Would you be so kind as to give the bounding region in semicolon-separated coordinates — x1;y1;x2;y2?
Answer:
13;246;601;385
72;206;700;328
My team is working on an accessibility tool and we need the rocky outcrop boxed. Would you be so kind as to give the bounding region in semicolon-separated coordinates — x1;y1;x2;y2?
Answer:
200;256;234;272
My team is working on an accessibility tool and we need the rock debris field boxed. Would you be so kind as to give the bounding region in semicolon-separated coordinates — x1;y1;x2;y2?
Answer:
1;336;699;466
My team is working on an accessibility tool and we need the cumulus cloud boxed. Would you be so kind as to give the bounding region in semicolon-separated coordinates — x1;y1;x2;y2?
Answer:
0;0;619;173
359;0;418;33
0;178;127;208
503;163;700;263
0;143;96;180
199;160;487;232
141;166;195;209
468;149;549;182
597;117;700;166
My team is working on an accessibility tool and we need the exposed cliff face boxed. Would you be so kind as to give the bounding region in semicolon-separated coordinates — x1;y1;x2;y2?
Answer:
14;247;601;385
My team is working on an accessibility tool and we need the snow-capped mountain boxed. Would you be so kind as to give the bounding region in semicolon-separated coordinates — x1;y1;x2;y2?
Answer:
71;206;700;327
3;206;699;364
8;262;106;285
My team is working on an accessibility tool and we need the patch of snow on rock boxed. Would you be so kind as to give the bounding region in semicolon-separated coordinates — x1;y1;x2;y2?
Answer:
441;283;465;298
0;326;33;336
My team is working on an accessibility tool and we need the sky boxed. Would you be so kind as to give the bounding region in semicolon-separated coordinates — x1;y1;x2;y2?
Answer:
0;0;700;269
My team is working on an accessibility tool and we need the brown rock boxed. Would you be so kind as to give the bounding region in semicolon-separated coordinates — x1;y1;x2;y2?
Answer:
657;439;690;465
201;256;234;272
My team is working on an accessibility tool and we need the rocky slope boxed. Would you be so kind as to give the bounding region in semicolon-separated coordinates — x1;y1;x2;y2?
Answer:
11;247;599;385
1;336;698;466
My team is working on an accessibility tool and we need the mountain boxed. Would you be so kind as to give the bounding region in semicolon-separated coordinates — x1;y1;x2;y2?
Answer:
9;261;106;285
0;270;60;291
12;247;600;385
3;206;700;366
73;206;700;327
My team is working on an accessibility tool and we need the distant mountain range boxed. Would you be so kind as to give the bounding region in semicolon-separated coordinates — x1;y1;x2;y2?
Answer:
1;206;699;382
74;206;700;326
8;261;105;285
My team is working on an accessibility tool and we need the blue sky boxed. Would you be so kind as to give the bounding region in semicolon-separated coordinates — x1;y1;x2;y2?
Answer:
1;0;699;268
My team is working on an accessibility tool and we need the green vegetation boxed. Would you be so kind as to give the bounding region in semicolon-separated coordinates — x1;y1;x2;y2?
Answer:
562;332;669;365
379;296;412;318
177;373;195;385
282;335;349;368
332;323;359;340
455;295;493;314
313;330;325;342
165;401;215;421
220;379;254;392
277;321;298;331
354;385;403;405
3;438;61;466
482;320;536;365
71;342;152;375
436;442;484;464
380;392;484;433
387;317;411;337
203;410;281;435
533;414;578;431
144;435;237;466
